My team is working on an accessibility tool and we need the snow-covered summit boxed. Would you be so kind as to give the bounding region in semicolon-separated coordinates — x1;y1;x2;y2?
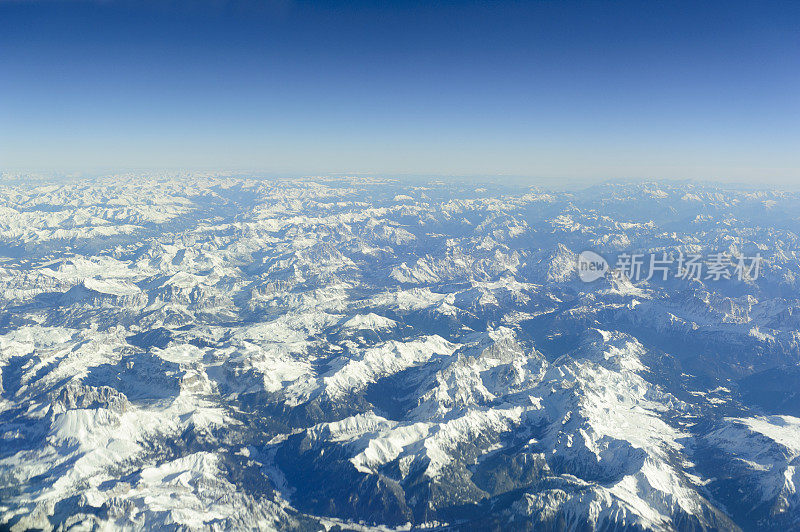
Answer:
1;176;799;530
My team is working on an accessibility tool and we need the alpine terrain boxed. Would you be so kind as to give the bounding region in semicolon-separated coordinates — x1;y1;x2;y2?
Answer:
1;174;799;531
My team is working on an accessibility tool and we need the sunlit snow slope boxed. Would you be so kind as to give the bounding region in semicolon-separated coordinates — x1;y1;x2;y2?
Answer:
1;174;799;531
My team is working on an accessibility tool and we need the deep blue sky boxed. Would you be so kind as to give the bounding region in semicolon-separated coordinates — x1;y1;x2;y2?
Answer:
1;1;798;182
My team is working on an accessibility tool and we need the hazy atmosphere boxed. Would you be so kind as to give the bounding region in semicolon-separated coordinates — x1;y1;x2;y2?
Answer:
5;3;800;531
2;0;798;182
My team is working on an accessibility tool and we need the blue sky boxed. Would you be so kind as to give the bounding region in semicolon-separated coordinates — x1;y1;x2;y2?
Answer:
1;0;798;182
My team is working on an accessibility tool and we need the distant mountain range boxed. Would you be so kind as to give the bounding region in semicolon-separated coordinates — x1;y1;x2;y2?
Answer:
1;176;799;531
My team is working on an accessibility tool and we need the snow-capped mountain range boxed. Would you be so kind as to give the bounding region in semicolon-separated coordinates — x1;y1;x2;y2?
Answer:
1;175;799;531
